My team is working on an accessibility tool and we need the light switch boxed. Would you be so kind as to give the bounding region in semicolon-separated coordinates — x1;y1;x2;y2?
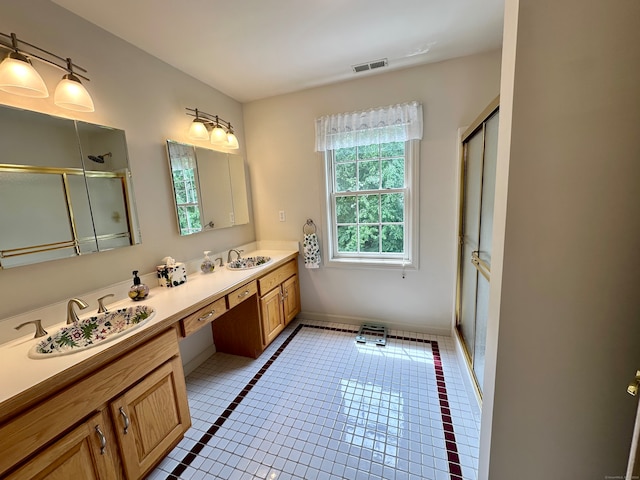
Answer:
279;210;286;222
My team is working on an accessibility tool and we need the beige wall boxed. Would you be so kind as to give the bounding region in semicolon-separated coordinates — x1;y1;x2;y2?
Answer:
0;0;254;320
480;0;640;477
243;51;502;333
0;1;501;341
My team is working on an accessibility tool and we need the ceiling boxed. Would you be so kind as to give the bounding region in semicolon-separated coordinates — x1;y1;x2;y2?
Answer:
52;0;504;103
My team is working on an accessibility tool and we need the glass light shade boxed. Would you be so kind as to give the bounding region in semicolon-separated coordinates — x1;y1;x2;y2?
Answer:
188;120;209;141
210;125;227;145
0;55;49;98
226;132;239;149
54;75;95;112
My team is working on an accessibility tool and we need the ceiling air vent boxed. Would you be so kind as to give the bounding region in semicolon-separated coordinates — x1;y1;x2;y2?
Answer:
352;58;388;74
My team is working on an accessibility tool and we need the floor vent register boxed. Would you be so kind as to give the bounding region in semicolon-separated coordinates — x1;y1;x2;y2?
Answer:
355;324;388;346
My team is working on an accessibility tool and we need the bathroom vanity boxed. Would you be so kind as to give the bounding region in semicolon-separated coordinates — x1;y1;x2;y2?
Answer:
0;249;300;479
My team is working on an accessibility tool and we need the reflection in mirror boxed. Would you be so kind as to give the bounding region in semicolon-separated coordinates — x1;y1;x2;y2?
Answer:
166;140;250;236
0;105;141;269
228;154;249;225
77;121;141;250
197;148;234;229
166;141;202;235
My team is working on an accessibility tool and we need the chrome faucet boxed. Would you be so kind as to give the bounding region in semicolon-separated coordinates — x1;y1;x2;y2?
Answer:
227;249;243;263
67;298;89;324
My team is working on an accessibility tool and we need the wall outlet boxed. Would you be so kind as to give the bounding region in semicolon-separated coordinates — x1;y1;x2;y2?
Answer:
279;210;286;222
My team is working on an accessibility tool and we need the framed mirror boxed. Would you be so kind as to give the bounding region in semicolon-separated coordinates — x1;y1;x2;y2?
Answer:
0;105;141;269
166;140;250;236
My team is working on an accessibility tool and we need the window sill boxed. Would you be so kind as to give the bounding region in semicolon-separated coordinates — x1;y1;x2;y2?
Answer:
324;256;417;270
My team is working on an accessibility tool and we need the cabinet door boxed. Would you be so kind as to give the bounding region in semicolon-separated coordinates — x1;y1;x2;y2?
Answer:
110;357;190;479
7;410;119;480
260;287;285;345
282;275;300;325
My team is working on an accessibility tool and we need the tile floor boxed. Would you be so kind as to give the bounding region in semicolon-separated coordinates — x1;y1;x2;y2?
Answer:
148;319;480;480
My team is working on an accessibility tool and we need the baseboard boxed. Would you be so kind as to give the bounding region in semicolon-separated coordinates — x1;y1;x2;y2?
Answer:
298;311;452;337
182;345;216;376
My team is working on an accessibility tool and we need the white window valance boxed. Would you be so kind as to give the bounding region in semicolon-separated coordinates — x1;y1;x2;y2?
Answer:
315;101;423;152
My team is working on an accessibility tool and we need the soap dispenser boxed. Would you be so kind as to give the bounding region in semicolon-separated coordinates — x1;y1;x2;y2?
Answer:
201;251;215;273
128;270;149;301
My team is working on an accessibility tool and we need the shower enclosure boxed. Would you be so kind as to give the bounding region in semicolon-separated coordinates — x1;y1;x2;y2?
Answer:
456;97;499;395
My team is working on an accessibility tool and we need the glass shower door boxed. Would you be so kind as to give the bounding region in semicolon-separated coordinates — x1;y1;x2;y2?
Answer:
457;107;499;394
459;132;484;364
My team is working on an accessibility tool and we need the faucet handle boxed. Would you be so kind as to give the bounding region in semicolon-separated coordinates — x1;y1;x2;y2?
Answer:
97;294;115;313
15;319;48;339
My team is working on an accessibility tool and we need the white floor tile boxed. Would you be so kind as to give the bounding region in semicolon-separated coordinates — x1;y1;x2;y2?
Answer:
151;319;479;479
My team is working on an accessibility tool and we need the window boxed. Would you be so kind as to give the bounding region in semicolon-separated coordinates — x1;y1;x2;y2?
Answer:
316;102;422;267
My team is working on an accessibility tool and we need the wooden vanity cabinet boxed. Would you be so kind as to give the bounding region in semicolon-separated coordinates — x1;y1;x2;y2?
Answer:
258;260;301;346
209;258;302;358
1;327;190;480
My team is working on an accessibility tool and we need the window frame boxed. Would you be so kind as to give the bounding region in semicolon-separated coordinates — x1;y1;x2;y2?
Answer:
322;139;419;269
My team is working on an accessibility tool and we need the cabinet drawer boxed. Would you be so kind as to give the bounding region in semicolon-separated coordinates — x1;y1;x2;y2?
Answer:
258;260;297;295
181;296;228;336
228;280;258;309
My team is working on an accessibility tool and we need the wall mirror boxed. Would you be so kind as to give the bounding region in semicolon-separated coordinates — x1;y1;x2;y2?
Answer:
0;104;141;269
166;140;249;236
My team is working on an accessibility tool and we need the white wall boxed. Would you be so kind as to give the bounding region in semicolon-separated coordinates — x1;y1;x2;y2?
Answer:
243;52;502;334
480;0;640;478
0;1;254;320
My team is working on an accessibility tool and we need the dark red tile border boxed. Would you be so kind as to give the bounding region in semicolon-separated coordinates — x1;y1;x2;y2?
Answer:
167;324;462;480
431;339;463;480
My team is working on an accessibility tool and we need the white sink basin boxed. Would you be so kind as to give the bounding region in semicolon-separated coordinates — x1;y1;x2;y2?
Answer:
226;256;272;270
29;305;155;359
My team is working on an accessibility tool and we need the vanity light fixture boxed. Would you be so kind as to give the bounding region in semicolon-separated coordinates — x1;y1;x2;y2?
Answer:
186;107;239;149
0;31;94;112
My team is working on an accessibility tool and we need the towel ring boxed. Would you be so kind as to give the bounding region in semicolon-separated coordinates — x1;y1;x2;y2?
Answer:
303;219;317;235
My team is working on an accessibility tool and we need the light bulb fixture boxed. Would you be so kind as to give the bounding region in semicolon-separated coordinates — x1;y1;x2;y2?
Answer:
226;129;239;149
210;116;228;145
185;107;240;149
0;34;48;97
188;108;210;141
0;31;94;112
54;58;94;112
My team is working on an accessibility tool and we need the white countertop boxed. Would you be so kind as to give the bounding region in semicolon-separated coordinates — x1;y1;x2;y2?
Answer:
0;248;298;407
